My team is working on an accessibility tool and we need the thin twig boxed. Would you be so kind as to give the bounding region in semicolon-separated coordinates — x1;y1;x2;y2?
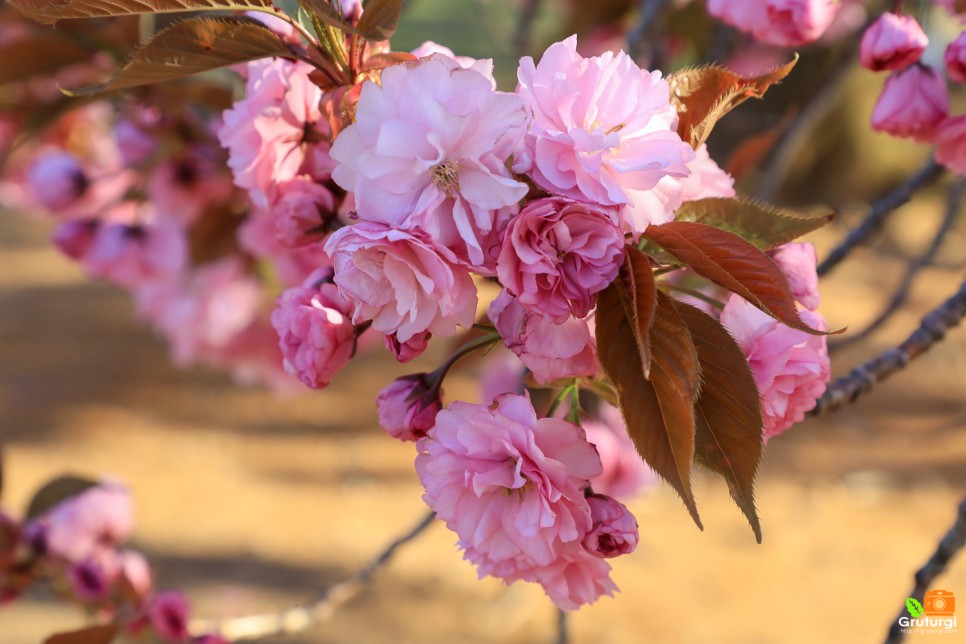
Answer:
832;180;965;351
818;158;943;277
556;607;570;644
884;497;966;643
512;0;542;59
190;510;436;641
627;0;670;64
809;274;966;415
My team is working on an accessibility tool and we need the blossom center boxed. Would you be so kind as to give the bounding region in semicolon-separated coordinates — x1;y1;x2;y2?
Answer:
431;160;460;194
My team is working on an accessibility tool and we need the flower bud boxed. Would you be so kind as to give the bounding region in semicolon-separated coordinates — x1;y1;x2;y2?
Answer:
946;32;966;83
52;219;99;260
384;331;431;363
871;64;948;142
860;12;928;72
582;495;639;558
935;115;966;175
148;590;191;641
376;374;442;442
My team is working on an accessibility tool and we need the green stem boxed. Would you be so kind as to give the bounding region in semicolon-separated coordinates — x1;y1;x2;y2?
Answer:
429;333;501;386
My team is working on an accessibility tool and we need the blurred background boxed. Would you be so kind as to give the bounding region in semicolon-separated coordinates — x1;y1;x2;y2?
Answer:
3;0;966;642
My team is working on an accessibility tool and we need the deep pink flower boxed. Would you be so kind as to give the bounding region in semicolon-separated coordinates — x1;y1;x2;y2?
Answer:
935;115;966;175
770;242;820;311
115;116;157;166
148;590;191;642
415;393;617;609
52;218;99;260
497;198;624;322
582;495;639;558
708;0;840;47
237;209;326;287
582;403;657;500
524;545;618;611
488;290;599;385
376;374;442;441
40;484;133;562
871;65;949;142
325;222;478;343
946;32;966;83
270;282;356;389
384;331;431;363
720;295;831;441
516;37;691;215
68;555;116;601
218;58;333;209
271;177;337;247
860;12;928;72
330;55;528;271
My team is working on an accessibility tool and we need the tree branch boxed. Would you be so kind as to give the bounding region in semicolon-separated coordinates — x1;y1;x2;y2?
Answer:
189;510;436;641
556;607;570;644
818;158;943;277
832;180;964;351
885;497;966;643
809;273;966;415
512;0;542;59
627;0;670;65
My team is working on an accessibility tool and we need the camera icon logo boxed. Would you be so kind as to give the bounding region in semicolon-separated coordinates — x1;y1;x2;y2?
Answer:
924;590;956;617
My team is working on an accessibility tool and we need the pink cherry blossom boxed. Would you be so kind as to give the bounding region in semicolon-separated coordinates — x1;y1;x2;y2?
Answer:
497;198;624;323
708;0;840;47
384;331;431;363
39;484;133;562
860;12;928;72
582;495;639;558
146;151;234;226
325;222;478;343
770;242;821;311
270;282;357;389
477;349;526;404
678;144;736;202
52;218;99;260
68;552;118;601
489;290;599;385
330;55;528;271
415;393;617;609
237;209;325;287
871;64;949;142
148;590;191;641
516;36;691;212
218;58;333;209
26;151;88;212
410;41;493;79
582;403;657;500
946;32;966;83
271;176;337;247
720;295;831;441
935;115;966;175
376;374;442;441
523;545;617;611
118;549;153;598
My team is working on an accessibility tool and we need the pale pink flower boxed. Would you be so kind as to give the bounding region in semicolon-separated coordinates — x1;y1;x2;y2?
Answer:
871;65;949;142
384;331;431;363
678;144;736;202
477;349;526;404
244;11;302;45
146;151;234;226
860;12;928;72
237;209;325;287
488;290;599;385
415;393;617;609
271;176;337;247
270;282;357;389
26;151;88;212
720;295;830;441
946;32;966;83
330;55;528;271
516;36;691;211
582;495;639;558
582;403;657;500
497;198;624;323
770;242;820;311
39;484;133;562
524;545;617;611
148;590;191;641
935;115;966;175
325;222;478;343
135;257;262;367
410;41;493;79
218;58;333;209
118;549;153;598
708;0;840;47
376;374;442;441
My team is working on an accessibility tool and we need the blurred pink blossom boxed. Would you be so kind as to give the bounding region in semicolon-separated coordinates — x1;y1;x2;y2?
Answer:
148;590;191;642
376;374;442;441
40;484;133;562
770;242;821;311
871;64;948;142
946;32;966;83
859;12;928;72
935;115;966;175
582;495;639;558
582;403;657;500
708;0;840;47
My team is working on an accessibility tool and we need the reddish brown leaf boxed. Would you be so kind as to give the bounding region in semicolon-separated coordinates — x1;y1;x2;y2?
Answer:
0;33;91;86
674;301;764;543
674;198;835;251
356;0;403;41
614;245;657;376
9;0;273;24
596;285;702;528
644;221;825;335
44;625;119;644
668;57;798;148
26;475;99;520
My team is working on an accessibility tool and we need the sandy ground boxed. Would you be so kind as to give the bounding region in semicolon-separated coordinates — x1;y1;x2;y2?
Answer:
2;190;966;644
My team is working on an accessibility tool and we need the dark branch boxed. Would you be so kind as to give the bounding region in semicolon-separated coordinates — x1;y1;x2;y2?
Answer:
832;180;964;351
512;0;542;59
818;158;943;277
627;0;670;64
885;497;966;643
556;607;570;644
810;273;966;415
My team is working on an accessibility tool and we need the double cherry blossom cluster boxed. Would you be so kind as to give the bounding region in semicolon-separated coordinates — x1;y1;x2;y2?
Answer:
0;482;224;643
